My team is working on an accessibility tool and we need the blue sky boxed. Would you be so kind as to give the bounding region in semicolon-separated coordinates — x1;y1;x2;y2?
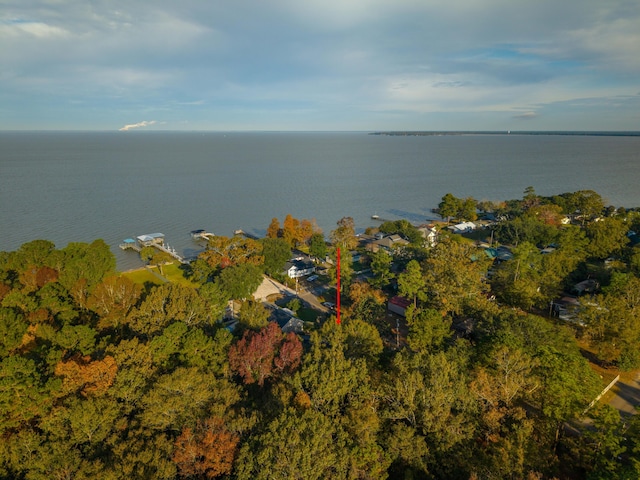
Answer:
1;0;639;131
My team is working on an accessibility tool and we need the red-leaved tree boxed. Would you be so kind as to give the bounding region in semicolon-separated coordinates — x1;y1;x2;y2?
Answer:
228;322;302;386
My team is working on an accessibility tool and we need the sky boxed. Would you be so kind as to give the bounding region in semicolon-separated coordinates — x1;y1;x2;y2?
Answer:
1;0;639;131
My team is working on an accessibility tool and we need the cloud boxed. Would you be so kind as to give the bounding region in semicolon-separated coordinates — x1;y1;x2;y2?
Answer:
1;0;639;130
513;112;538;120
118;120;157;131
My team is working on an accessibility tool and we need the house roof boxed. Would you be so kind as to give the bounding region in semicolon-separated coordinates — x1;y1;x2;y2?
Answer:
373;235;410;248
389;296;411;308
285;259;314;271
136;233;165;242
449;222;476;233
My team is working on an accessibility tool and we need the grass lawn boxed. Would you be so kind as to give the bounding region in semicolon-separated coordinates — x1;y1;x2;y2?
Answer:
122;268;164;286
159;263;200;287
122;263;200;288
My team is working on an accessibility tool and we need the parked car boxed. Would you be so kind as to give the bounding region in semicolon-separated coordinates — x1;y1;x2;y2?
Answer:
307;275;318;282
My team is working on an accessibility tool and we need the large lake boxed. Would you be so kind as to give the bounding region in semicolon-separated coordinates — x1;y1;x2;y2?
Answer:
2;131;639;270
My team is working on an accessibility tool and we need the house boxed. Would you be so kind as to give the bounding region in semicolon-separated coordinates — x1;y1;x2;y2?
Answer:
448;222;476;234
388;296;411;317
270;307;304;334
572;279;599;295
365;234;410;254
416;224;438;247
284;257;316;278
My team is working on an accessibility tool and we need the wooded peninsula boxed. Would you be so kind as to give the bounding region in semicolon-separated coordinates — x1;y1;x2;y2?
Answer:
2;187;640;479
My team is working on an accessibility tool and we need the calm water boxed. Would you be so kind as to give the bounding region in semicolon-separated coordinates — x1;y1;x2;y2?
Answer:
2;131;639;270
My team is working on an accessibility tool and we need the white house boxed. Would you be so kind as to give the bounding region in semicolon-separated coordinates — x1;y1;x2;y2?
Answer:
284;258;316;278
417;225;439;247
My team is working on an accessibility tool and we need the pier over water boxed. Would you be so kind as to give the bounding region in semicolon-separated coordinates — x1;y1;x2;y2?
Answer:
120;233;187;264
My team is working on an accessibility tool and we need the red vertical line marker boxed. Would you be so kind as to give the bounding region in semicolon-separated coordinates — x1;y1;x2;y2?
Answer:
336;246;341;325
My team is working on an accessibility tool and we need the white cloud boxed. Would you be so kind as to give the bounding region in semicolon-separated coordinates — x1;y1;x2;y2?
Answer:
119;120;157;131
0;20;69;38
1;0;639;130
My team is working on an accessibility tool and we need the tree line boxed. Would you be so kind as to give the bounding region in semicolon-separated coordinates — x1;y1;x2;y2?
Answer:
2;190;640;479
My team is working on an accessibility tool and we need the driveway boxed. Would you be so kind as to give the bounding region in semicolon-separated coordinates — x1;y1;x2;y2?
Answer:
609;373;640;416
253;275;296;301
253;275;330;313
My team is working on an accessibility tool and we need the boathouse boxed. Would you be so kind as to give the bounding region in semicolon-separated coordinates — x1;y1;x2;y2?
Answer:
136;233;165;247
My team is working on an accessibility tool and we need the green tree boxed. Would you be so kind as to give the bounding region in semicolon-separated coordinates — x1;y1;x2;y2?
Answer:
140;246;173;276
438;193;462;223
405;306;451;353
346;281;386;324
237;298;270;331
492;242;544;311
0;308;28;357
199;282;230;323
215;263;263;300
379;219;423;245
330;216;358;251
572;189;605;224
424;238;490;315
309;233;327;261
236;408;341;480
581;274;640;368
199;235;264;271
522;185;540;209
260;237;291;276
460;196;478;221
369;250;394;288
0;355;52;434
58;239;115;291
140;367;221;432
585;216;629;259
128;283;210;337
343;318;384;365
397;259;425;308
328;246;354;295
87;274;141;331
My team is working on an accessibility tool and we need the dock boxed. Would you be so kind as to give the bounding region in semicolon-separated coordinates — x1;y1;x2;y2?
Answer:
234;229;260;240
119;238;141;252
190;229;216;241
120;233;188;264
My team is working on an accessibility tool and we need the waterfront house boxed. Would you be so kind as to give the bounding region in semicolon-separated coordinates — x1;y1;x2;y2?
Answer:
365;234;410;254
284;258;316;278
417;224;439;247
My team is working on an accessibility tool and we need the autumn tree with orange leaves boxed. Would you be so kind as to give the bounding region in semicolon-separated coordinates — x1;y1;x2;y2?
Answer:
173;417;239;479
54;355;118;397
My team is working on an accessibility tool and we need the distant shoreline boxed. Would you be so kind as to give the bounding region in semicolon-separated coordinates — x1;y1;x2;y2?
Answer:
370;131;640;137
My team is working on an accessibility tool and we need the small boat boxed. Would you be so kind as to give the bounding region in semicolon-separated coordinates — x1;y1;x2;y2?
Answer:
371;213;380;220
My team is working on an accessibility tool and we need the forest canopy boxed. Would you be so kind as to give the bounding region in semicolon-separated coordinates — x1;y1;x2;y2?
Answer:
2;189;640;479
